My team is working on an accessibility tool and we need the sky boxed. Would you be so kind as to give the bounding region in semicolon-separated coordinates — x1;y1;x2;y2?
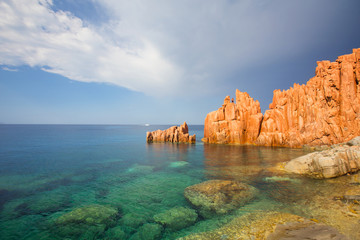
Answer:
0;0;360;124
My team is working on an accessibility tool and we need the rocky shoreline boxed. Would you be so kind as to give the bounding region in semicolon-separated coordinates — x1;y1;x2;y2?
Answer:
284;137;360;179
174;138;360;239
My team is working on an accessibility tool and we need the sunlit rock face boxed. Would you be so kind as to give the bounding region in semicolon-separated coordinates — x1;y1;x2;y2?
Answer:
204;48;360;148
203;90;263;144
257;48;360;147
146;122;196;143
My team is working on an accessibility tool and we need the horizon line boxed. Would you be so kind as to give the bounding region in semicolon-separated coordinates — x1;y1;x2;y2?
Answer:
0;123;205;126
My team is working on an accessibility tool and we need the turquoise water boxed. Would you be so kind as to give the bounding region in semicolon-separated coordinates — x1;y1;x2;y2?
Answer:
0;125;347;239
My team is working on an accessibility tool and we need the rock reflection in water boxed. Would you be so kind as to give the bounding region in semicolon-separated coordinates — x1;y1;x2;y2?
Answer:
146;143;195;168
203;144;307;182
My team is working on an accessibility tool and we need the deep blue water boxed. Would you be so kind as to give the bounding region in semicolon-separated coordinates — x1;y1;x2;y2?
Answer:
0;124;314;239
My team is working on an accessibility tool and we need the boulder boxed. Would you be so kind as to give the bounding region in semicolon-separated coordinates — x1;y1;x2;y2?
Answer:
153;206;197;230
146;122;196;143
184;180;258;218
284;145;360;178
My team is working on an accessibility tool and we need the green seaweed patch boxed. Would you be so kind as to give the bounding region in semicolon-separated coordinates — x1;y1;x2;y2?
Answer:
104;172;202;218
0;214;47;240
69;188;98;207
1;188;70;219
56;204;119;225
53;204;120;238
104;226;127;240
129;223;163;240
27;190;70;215
120;212;149;229
154;206;198;231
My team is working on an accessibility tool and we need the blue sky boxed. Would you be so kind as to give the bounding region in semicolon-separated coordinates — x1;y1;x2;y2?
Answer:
0;0;360;124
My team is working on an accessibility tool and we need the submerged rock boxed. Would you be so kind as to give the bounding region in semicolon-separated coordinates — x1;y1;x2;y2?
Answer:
184;180;258;218
130;223;163;240
284;145;360;178
104;226;127;240
56;204;119;225
267;220;348;240
120;212;148;228
153;206;197;230
146;122;196;143
3;189;69;218
263;176;301;184
104;172;200;224
179;211;347;240
54;204;120;238
126;164;154;175
342;188;360;203
169;161;190;168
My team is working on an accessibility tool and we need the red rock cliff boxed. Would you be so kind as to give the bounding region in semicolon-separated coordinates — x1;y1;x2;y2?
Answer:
204;48;360;147
203;89;263;144
257;48;360;147
147;122;196;143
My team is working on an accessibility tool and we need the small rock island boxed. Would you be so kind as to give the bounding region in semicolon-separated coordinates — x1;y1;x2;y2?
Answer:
146;122;196;143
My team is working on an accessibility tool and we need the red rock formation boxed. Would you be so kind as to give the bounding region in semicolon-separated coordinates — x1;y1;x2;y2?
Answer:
257;48;360;147
146;122;196;143
203;90;263;144
204;48;360;147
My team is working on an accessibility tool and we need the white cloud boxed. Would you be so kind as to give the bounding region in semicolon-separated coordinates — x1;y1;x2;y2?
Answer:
1;66;18;72
0;0;182;95
0;0;349;96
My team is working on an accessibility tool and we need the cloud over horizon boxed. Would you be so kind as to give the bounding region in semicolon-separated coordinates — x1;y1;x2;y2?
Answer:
0;0;182;96
0;0;359;97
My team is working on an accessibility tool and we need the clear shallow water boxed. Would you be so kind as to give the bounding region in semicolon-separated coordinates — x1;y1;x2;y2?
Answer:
0;125;358;239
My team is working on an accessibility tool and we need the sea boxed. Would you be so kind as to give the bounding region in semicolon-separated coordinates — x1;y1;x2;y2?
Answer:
0;124;358;239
